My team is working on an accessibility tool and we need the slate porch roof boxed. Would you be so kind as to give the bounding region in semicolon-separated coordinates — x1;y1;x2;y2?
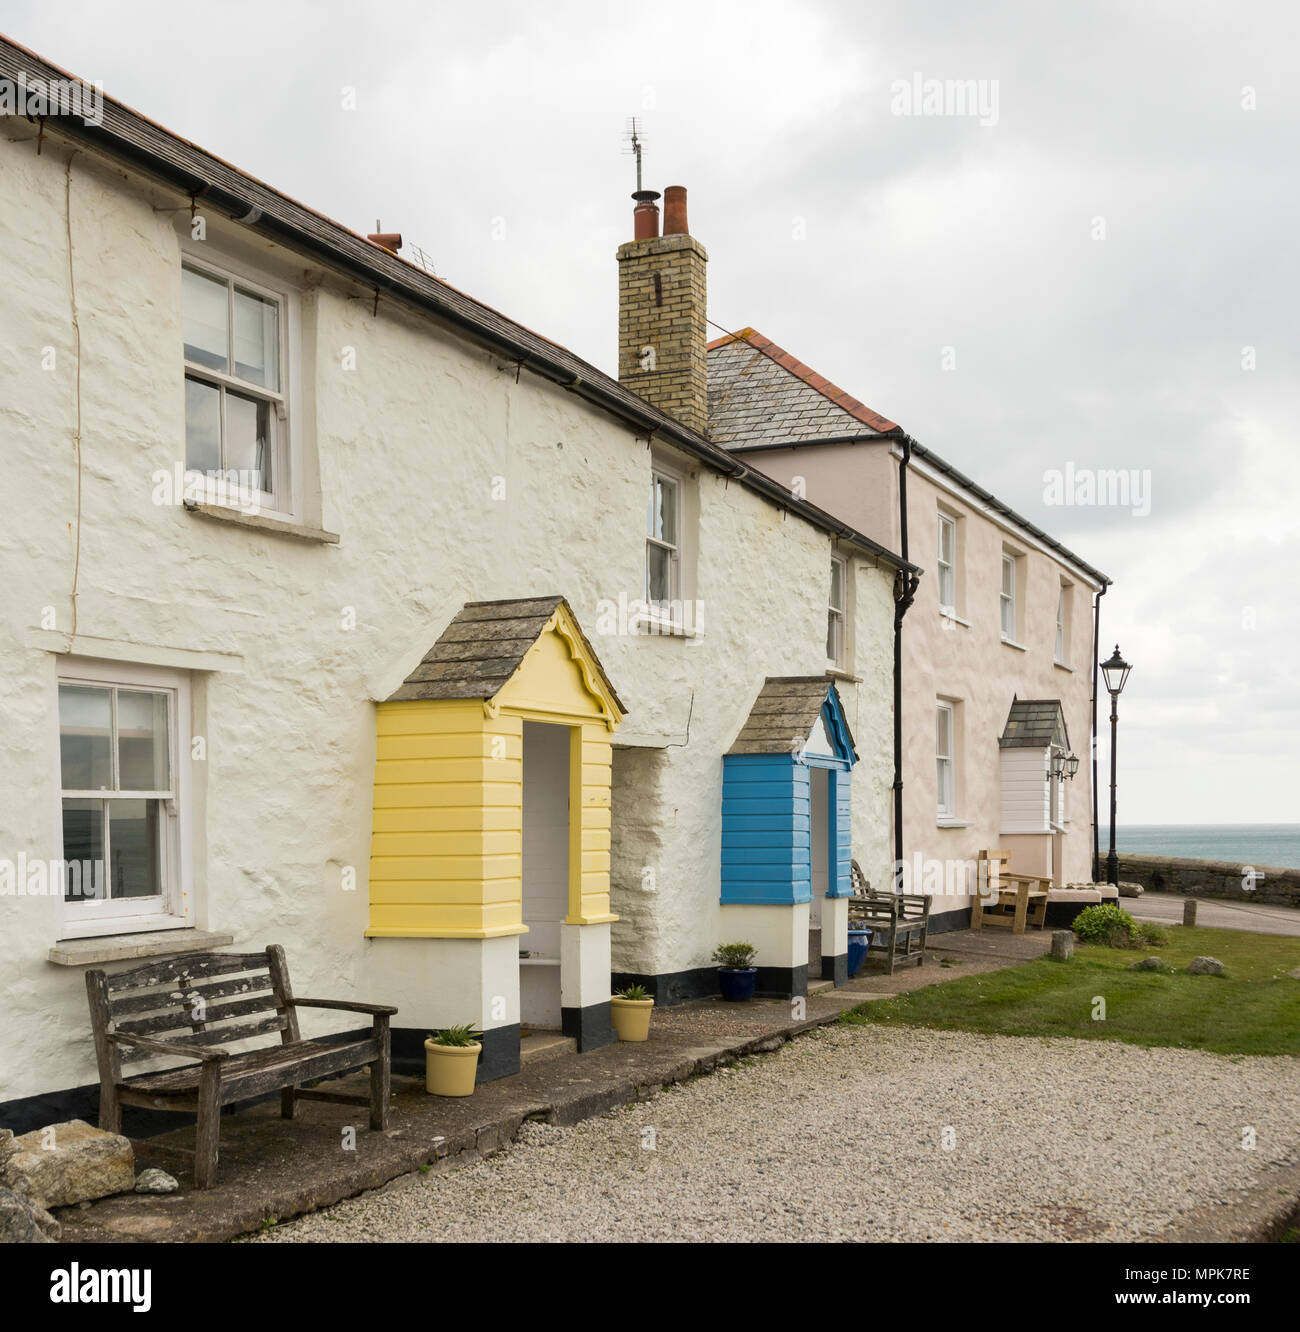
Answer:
707;328;899;448
387;596;625;709
999;697;1070;750
727;677;857;758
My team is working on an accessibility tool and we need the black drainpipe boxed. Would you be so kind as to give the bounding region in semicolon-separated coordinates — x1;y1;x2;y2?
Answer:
893;434;921;879
1091;582;1107;881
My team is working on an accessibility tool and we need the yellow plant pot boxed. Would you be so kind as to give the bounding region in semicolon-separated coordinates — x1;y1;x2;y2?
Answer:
424;1039;482;1096
610;996;654;1042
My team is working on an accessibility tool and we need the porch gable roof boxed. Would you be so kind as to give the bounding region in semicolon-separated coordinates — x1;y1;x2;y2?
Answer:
999;697;1070;751
727;677;857;764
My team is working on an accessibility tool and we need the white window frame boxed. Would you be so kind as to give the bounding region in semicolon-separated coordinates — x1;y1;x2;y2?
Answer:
827;554;847;667
1055;583;1070;665
937;512;956;613
56;660;192;940
936;701;956;818
1000;551;1018;641
645;463;683;614
181;246;301;521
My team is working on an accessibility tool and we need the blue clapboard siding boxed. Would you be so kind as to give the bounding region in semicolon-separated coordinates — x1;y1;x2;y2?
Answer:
830;767;853;897
721;756;811;904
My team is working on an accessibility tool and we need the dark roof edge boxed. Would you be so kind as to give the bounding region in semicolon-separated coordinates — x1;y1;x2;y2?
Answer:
0;37;915;577
728;429;1109;586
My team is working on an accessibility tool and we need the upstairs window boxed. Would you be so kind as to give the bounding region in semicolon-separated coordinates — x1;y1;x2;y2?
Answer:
937;512;956;613
936;701;956;818
827;555;847;666
183;257;289;513
645;467;681;610
1000;551;1017;640
1055;583;1073;664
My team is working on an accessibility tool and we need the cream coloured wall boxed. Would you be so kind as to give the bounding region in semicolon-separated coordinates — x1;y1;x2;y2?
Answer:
0;127;896;1104
730;440;1102;919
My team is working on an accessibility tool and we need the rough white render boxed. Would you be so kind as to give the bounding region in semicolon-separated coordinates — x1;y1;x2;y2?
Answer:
0;129;896;1102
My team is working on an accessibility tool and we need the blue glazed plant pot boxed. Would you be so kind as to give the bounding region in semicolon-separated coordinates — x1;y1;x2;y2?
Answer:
846;929;873;978
718;967;758;1002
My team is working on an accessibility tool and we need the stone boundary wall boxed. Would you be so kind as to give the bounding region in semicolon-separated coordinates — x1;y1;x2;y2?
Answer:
1117;854;1300;909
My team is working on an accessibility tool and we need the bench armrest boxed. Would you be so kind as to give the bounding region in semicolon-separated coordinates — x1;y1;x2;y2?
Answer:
291;998;399;1017
107;1031;229;1063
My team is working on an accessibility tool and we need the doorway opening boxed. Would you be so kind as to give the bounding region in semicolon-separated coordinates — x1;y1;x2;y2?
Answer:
808;765;830;973
519;721;571;1031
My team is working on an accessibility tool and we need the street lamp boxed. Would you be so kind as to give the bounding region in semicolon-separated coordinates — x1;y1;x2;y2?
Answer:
1101;644;1132;886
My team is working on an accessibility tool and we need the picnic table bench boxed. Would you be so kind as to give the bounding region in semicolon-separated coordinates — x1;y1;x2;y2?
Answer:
971;849;1051;933
86;944;397;1189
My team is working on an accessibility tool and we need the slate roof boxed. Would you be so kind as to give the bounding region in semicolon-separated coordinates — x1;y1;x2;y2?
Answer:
999;698;1070;750
708;329;899;448
727;677;856;758
387;596;624;709
706;327;1111;587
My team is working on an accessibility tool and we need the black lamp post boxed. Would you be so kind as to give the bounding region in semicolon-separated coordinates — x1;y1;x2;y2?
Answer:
1101;644;1132;886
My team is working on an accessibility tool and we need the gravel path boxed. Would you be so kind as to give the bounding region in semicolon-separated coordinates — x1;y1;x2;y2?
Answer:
253;1025;1300;1243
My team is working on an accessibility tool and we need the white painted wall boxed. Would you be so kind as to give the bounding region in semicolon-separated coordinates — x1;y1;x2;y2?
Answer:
0;125;896;1104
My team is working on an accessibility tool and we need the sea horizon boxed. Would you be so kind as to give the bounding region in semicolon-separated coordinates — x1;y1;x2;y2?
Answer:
1100;823;1300;871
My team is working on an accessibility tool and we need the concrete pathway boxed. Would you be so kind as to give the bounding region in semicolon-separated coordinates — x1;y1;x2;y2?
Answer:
1128;892;1300;936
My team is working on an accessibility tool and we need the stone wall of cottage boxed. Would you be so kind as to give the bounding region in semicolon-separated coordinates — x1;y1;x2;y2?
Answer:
0;128;896;1104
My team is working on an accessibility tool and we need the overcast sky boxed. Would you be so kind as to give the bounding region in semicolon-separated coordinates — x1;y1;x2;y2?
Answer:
7;0;1297;824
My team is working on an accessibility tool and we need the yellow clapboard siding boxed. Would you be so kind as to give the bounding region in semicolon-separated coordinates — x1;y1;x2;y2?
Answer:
373;757;521;786
369;830;520;858
375;700;485;735
369;853;522;881
368;876;523;906
376;732;523;762
366;905;526;936
370;806;519;835
581;850;610;874
372;781;523;810
581;805;611;832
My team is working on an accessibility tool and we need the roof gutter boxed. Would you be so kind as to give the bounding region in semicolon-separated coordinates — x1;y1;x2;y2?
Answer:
0;36;915;576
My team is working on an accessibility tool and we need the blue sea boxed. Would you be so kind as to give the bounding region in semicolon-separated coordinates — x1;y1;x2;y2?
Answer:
1102;825;1300;871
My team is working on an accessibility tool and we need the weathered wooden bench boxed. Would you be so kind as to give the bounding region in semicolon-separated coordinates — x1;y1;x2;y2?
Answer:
85;945;397;1189
848;860;931;974
972;849;1050;933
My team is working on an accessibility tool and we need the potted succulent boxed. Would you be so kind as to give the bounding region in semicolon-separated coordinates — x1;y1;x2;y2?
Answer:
610;984;654;1041
712;942;758;1002
424;1024;482;1097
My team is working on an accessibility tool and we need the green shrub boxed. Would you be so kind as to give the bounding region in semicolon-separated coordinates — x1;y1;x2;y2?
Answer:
712;941;758;969
1073;903;1163;949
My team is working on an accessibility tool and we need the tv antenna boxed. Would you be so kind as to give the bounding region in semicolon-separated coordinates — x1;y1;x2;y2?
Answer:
624;116;658;202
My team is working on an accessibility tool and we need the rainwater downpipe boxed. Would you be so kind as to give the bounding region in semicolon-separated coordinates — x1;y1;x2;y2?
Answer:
893;433;921;878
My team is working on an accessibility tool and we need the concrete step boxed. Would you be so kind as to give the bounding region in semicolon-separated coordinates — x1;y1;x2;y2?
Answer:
520;1030;577;1065
807;978;836;995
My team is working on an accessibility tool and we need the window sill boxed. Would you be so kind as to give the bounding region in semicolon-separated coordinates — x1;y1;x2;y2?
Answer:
937;818;973;829
633;614;698;640
825;667;860;683
48;927;235;967
185;501;339;545
1000;636;1028;652
939;608;971;628
1053;660;1074;672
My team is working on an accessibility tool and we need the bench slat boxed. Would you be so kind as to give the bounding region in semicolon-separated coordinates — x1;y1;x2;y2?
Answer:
118;1013;288;1064
110;971;274;1017
116;992;285;1038
105;951;272;993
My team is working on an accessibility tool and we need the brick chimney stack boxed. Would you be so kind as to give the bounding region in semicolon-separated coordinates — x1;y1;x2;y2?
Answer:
617;185;709;435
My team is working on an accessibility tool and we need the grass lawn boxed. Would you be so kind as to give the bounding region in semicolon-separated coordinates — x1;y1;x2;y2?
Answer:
841;926;1300;1056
